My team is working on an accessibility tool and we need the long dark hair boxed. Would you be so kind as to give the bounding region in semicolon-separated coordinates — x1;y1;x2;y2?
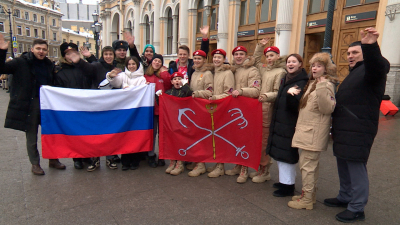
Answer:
125;56;140;71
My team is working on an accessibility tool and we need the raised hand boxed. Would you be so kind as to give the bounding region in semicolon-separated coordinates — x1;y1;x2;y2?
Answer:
108;68;121;78
79;46;92;57
65;51;81;64
260;37;271;46
287;85;301;96
360;27;379;45
123;32;135;47
0;33;10;50
200;25;209;38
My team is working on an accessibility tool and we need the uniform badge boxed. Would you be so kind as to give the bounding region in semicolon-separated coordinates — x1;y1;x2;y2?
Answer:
252;80;260;87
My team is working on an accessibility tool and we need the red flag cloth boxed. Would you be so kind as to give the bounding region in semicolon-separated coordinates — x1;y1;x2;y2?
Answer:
159;94;262;170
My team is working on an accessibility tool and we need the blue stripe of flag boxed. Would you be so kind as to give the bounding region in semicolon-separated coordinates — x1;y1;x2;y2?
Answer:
41;107;154;136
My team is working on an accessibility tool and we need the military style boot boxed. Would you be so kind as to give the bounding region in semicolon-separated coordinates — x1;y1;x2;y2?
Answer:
170;161;184;176
237;166;249;183
166;160;176;174
206;164;217;173
225;164;241;176
208;163;224;178
292;189;317;204
288;192;314;210
251;162;272;183
188;162;206;177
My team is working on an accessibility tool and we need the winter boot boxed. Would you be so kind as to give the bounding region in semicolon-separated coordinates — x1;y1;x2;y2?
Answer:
225;164;241;176
206;164;217;173
188;162;206;177
251;163;272;183
292;189;317;204
166;160;176;174
288;192;314;210
170;161;184;176
237;166;249;183
208;163;224;178
273;184;295;197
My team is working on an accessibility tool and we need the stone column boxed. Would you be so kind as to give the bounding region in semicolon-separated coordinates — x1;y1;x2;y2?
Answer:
172;15;178;54
140;22;147;53
188;8;198;51
179;0;189;46
381;0;400;106
218;0;229;50
160;17;168;54
133;0;140;52
153;0;160;52
275;0;294;55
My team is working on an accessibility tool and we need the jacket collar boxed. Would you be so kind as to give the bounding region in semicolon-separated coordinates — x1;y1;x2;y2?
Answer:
349;60;364;72
284;68;309;86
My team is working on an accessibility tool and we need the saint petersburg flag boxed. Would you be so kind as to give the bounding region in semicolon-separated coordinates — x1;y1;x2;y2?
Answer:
40;84;155;159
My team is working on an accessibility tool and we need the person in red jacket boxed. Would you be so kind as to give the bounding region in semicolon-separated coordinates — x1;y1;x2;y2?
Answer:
144;54;171;168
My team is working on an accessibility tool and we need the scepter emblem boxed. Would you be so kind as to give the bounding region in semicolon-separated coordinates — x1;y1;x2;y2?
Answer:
206;103;217;159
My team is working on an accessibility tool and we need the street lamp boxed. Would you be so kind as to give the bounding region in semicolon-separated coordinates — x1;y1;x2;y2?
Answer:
0;6;18;58
91;10;101;59
321;0;335;56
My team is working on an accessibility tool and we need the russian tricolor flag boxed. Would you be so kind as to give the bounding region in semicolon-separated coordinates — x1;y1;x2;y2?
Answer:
40;84;155;159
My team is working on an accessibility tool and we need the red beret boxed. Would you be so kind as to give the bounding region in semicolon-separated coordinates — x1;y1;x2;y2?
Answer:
264;46;280;55
193;50;207;58
171;72;184;80
232;46;247;55
211;49;226;57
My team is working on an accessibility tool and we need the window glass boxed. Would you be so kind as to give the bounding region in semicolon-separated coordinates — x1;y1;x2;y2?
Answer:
41;16;44;23
309;0;321;14
212;0;219;5
270;0;277;21
53;19;56;26
53;33;57;41
345;0;360;7
211;8;217;30
34;14;37;22
26;27;30;36
25;12;29;20
248;0;256;24
324;0;337;11
364;0;378;3
260;0;270;22
42;30;46;39
34;29;38;37
198;0;204;9
202;11;207;27
0;22;3;32
240;0;247;25
197;12;202;31
17;26;22;35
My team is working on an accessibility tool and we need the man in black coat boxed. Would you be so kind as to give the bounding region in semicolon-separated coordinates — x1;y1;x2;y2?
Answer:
0;35;66;175
324;28;390;223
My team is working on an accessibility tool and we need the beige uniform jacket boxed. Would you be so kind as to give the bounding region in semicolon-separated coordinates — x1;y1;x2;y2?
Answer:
292;81;336;151
231;57;261;98
211;64;235;100
190;63;214;99
254;43;287;127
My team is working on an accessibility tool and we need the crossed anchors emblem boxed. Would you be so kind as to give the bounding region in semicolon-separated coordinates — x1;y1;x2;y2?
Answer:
178;104;250;160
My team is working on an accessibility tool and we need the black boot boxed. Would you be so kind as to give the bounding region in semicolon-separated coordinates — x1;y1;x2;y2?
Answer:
148;154;157;168
158;159;165;166
273;184;295;197
273;182;285;189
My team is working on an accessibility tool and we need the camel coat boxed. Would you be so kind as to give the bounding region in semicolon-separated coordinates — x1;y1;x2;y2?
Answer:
190;63;214;99
231;57;260;98
211;64;235;100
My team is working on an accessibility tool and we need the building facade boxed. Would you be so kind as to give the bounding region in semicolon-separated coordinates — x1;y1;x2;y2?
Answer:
99;0;400;105
59;0;100;31
0;0;63;60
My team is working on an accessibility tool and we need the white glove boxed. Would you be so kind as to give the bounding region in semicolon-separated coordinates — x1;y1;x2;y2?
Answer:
156;90;162;96
181;78;188;87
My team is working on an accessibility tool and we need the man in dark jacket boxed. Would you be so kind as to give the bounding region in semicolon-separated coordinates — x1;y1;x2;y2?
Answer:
0;35;66;175
324;28;390;223
55;42;93;170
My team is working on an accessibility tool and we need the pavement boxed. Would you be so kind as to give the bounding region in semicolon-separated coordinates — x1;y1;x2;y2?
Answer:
0;88;399;225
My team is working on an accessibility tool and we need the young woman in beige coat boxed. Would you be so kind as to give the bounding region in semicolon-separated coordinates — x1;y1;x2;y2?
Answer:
187;49;214;177
206;49;235;178
225;46;261;183
287;52;337;210
251;38;287;183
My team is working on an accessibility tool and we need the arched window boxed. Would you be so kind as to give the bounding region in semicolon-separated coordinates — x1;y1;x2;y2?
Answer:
210;0;219;31
260;0;278;22
145;15;150;44
167;8;173;54
196;0;205;32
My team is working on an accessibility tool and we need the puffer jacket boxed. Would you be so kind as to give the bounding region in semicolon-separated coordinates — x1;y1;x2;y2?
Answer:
231;57;260;98
55;57;92;89
254;43;287;127
266;68;309;164
190;63;214;99
292;80;336;151
107;63;146;88
211;64;235;100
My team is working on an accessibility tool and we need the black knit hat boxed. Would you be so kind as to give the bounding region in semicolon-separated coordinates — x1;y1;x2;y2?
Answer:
60;42;78;57
112;40;129;51
150;54;164;65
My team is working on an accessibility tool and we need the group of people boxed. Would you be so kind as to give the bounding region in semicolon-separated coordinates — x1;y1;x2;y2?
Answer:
0;26;389;223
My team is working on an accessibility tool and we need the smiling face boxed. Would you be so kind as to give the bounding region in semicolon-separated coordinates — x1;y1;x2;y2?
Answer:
178;49;189;65
233;51;247;65
103;50;114;64
347;45;363;68
127;59;137;72
213;54;225;67
31;44;48;60
193;55;206;68
115;48;127;59
144;47;154;60
265;51;280;65
311;62;326;79
286;56;302;74
152;58;162;70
